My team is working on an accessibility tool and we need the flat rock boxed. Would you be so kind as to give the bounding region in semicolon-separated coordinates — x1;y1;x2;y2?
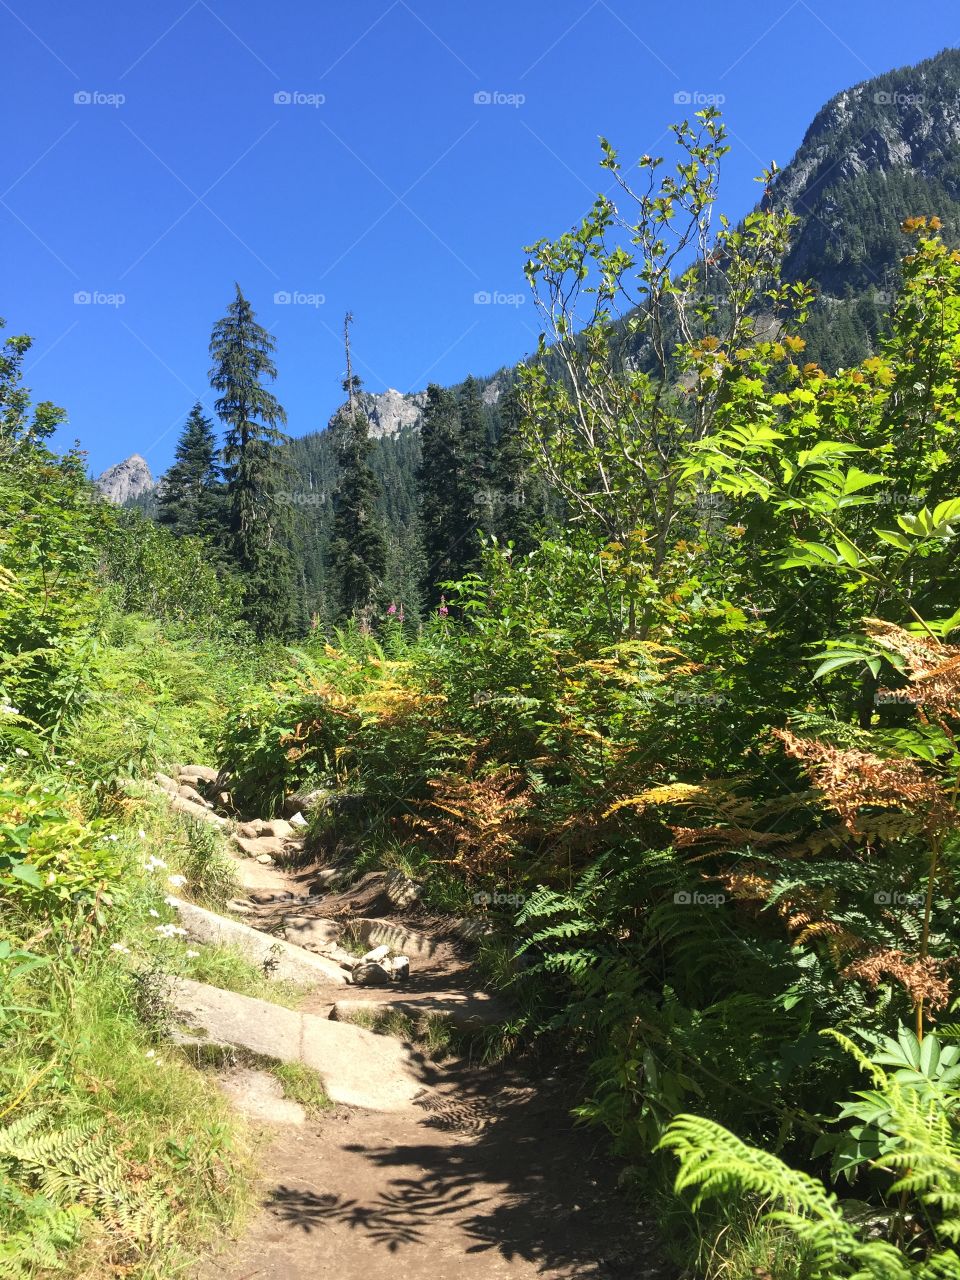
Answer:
332;990;509;1029
223;853;296;900
282;917;343;950
232;834;286;859
172;978;424;1111
167;898;350;987
218;1068;306;1126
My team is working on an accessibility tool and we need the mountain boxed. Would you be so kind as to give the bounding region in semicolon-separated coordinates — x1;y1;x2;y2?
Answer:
94;454;155;505
93;48;960;602
768;47;960;298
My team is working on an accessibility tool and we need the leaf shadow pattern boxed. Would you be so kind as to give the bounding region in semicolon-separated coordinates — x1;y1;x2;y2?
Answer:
265;1178;486;1251
255;1062;672;1277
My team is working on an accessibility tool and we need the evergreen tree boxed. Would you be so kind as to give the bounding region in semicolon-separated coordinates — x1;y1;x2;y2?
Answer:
208;284;296;638
328;315;388;621
488;384;543;554
458;375;489;531
329;404;387;620
416;383;474;603
157;402;224;539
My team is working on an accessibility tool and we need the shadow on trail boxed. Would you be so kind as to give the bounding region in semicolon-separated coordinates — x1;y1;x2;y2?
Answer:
262;1056;670;1277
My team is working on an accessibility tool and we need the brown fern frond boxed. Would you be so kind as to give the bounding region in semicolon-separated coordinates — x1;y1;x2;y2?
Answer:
775;728;955;833
843;949;952;1011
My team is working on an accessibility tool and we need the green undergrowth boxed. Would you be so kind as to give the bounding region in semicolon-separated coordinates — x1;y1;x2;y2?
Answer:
270;1063;333;1117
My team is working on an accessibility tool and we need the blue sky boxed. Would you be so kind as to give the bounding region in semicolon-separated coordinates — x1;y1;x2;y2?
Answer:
1;1;955;476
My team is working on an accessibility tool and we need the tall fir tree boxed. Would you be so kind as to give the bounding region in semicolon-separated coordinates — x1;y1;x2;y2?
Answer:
208;284;296;638
157;402;224;540
416;383;480;604
329;315;388;621
488;384;543;554
458;375;490;529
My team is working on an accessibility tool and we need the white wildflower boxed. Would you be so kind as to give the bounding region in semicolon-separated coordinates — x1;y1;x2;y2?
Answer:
110;942;130;955
14;748;28;757
137;828;146;839
46;872;56;885
144;855;167;872
185;950;199;958
148;908;160;918
154;923;188;939
167;873;187;888
144;1049;156;1059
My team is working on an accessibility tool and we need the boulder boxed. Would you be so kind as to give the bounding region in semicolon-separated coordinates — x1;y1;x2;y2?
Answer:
232;834;286;860
177;783;211;807
259;819;294;839
289;811;308;830
282;788;330;819
154;772;179;794
167;898;350;987
170;978;424;1111
385;870;420;910
360;944;392;965
353;918;436;962
353;961;394;987
389;954;410;982
177;765;219;785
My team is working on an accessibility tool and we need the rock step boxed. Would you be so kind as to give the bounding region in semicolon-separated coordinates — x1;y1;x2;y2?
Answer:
145;777;229;828
346;917;438;963
330;990;508;1029
172;978;424;1112
168;898;350;987
223;852;302;902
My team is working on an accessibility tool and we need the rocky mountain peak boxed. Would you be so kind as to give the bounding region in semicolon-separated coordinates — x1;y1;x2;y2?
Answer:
94;454;155;505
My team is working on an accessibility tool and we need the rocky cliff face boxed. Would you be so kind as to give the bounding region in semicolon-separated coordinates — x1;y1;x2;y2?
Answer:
327;378;504;438
94;454;155;505
766;47;960;296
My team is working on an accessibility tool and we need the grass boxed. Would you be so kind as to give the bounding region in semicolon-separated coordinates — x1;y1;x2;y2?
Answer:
270;1063;333;1118
181;943;308;1009
0;929;257;1279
